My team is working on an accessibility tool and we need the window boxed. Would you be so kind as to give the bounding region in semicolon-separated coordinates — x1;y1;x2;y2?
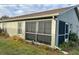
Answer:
18;22;22;34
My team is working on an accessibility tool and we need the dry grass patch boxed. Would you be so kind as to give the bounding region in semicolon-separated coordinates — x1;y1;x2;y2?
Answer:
0;35;63;55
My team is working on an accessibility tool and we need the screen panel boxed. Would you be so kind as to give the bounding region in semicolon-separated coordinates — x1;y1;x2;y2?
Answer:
59;21;65;35
37;35;51;45
25;22;36;33
25;33;36;41
44;20;51;34
58;36;65;46
38;21;44;33
25;20;52;45
38;20;51;34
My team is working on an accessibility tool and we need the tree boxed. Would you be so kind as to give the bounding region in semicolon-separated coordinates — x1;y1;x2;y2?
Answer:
0;15;9;20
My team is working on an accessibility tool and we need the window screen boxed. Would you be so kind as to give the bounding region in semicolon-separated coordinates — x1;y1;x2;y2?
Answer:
31;22;36;32
58;20;69;46
58;36;65;46
37;35;51;45
26;22;36;33
26;22;31;32
59;21;65;35
25;33;36;41
38;21;44;33
38;20;51;34
44;21;51;34
25;20;51;45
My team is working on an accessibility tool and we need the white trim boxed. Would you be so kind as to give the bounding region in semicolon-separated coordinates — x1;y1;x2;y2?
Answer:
25;32;51;36
35;21;39;41
58;33;69;36
51;18;56;48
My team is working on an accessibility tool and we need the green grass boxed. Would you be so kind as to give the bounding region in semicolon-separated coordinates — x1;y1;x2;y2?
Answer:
1;36;79;55
0;37;62;55
68;47;79;55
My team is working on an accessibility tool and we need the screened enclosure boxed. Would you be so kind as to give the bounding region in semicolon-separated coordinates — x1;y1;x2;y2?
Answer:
25;20;52;45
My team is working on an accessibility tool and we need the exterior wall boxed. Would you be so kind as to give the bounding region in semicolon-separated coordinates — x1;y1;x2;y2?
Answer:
5;22;18;36
0;21;25;39
57;8;79;36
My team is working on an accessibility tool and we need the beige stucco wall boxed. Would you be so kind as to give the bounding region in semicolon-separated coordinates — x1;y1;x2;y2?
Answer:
5;22;18;36
5;21;25;39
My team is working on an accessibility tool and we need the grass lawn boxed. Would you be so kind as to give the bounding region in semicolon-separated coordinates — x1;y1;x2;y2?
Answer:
66;47;79;55
0;37;63;55
0;35;79;55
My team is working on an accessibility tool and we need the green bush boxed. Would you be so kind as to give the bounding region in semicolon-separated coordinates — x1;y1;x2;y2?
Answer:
60;42;69;49
69;32;78;42
60;32;79;51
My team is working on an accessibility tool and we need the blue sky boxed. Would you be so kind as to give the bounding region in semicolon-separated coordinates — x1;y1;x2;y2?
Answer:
0;4;75;17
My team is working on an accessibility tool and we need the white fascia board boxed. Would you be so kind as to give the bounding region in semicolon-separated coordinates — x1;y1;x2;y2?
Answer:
0;13;59;22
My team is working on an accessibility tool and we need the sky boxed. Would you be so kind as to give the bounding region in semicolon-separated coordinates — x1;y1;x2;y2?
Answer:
0;4;76;17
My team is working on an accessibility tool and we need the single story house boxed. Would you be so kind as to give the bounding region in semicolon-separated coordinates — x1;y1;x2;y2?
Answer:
0;5;79;48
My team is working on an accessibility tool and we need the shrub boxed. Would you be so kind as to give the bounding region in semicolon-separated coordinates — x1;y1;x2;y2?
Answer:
69;32;78;42
60;42;70;51
60;32;79;51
